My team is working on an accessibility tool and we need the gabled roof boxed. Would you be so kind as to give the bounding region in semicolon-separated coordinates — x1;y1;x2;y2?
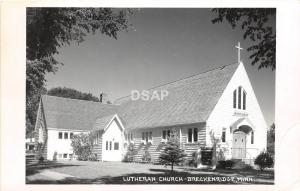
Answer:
115;63;239;130
41;95;119;131
39;63;240;131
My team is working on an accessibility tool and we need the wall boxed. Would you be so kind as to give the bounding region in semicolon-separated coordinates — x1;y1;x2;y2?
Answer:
206;63;268;160
47;129;88;160
126;123;206;162
102;118;124;161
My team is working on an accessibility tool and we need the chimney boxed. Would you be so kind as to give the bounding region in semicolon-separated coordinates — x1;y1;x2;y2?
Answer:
100;93;108;103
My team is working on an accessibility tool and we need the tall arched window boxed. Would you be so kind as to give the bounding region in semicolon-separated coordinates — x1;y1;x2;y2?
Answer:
233;86;247;110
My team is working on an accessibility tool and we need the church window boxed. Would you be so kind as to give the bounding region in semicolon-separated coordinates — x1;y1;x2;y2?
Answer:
109;141;112;150
188;128;198;143
251;131;254;144
243;90;247;110
193;128;198;142
63;153;68;158
106;141;108;150
233;86;247;110
162;130;171;139
238;86;242;109
222;128;226;142
70;133;74;139
114;142;119;150
142;132;152;143
233;90;237;108
58;132;62;139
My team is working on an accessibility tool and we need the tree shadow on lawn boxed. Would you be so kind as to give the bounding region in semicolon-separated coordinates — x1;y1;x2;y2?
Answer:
26;161;82;176
27;168;273;184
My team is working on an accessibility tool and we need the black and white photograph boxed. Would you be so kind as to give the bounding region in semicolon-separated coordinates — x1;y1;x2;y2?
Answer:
24;8;276;184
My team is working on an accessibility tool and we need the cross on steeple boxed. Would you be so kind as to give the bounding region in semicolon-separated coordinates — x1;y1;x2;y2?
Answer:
235;42;243;63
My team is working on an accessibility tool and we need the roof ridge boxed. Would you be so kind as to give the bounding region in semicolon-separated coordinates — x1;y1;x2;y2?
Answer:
42;94;119;106
115;62;239;102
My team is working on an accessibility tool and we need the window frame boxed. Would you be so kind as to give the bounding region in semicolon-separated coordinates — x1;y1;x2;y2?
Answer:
221;128;226;143
64;132;68;139
114;142;119;150
58;132;63;139
251;131;254;144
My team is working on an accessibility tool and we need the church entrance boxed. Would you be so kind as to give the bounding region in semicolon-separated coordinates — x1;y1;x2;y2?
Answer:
232;131;246;159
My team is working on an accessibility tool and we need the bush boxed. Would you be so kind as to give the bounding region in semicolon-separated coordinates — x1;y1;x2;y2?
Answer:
254;152;274;171
38;156;44;163
71;133;93;161
217;160;235;169
243;164;253;170
88;153;98;161
142;151;151;163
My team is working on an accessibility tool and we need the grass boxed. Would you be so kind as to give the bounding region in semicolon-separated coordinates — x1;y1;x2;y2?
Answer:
26;161;274;184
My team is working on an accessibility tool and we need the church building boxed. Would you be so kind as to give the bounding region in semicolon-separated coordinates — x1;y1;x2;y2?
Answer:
34;62;268;166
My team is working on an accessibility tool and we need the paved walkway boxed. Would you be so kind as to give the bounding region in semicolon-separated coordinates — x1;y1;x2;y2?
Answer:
27;170;75;182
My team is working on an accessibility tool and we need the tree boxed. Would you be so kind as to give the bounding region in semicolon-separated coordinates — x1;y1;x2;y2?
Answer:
254;151;274;171
47;87;104;102
159;130;186;172
71;133;94;161
211;8;276;70
26;8;131;134
267;123;275;156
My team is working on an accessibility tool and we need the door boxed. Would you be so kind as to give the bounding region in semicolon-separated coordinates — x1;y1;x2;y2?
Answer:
232;131;246;159
103;139;122;161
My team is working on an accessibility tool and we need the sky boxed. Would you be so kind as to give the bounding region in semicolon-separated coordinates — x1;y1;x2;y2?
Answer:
46;8;275;126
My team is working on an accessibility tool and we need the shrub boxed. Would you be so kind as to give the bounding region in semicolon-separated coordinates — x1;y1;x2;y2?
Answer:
71;133;93;161
142;151;151;163
217;160;235;169
254;152;274;171
88;153;98;161
38;156;44;163
243;164;253;170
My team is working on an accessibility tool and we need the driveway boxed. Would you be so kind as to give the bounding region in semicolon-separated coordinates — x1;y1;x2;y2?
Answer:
26;161;274;184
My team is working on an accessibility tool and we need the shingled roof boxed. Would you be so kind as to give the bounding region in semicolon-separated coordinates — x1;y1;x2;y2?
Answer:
40;63;240;131
41;95;119;131
115;63;240;130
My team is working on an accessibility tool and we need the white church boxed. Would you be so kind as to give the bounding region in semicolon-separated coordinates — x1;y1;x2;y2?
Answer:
34;49;268;166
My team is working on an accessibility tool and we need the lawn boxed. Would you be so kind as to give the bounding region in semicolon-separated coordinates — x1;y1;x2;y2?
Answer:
26;161;274;184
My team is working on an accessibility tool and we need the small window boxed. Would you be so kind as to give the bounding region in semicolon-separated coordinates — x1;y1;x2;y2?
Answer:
251;131;254;144
142;132;145;140
162;130;166;139
221;129;226;142
106;141;108;150
167;130;171;138
63;153;68;158
58;154;62;158
69;154;73;159
243;90;246;110
130;133;133;141
238;86;242;109
149;132;152;140
114;142;119;150
70;133;74;139
233;90;237;108
193;128;198;142
58;132;62;139
109;141;112;150
64;132;68;139
145;132;149;142
188;128;193;143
